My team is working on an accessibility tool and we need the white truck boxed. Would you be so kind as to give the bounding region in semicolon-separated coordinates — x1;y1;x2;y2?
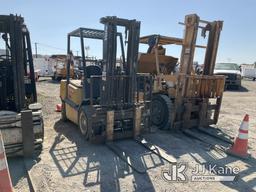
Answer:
214;63;242;89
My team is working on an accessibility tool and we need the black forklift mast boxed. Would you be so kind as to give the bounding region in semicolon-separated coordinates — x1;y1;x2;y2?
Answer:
0;14;37;112
0;15;43;157
100;16;141;108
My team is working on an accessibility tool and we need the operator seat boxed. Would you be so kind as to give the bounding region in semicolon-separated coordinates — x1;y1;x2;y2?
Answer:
84;65;102;99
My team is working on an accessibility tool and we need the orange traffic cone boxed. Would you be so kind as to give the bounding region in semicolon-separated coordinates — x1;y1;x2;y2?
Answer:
227;114;250;159
55;104;62;112
0;131;13;192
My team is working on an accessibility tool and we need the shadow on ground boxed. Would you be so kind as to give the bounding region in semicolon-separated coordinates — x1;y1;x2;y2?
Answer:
225;85;249;92
8;157;27;186
49;119;256;191
143;128;256;192
38;78;60;84
50;120;162;191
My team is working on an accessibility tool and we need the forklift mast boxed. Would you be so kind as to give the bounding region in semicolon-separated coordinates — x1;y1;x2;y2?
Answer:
100;16;141;108
174;14;224;128
180;14;223;75
0;14;37;112
179;14;223;76
178;14;223;98
0;15;44;157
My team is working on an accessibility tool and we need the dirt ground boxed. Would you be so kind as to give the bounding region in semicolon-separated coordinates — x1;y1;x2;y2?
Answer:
7;78;256;192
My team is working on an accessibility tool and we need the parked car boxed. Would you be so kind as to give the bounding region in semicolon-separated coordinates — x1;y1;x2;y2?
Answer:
214;63;241;89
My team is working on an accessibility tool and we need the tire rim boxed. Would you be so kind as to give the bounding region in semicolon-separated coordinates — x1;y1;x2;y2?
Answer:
79;112;88;135
151;99;165;126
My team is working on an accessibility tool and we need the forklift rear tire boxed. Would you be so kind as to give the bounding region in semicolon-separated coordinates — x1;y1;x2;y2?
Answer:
151;94;173;130
78;109;89;139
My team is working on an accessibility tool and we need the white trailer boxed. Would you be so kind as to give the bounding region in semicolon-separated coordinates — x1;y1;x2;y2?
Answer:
241;64;256;80
33;57;54;77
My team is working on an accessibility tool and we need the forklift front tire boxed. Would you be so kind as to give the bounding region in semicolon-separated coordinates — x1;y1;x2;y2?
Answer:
78;109;89;139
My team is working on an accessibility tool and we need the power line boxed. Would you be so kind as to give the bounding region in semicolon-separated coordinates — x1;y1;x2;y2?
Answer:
35;42;79;56
34;42;66;51
33;42;79;56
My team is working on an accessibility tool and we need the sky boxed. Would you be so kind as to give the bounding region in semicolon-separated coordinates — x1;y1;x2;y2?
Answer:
0;0;255;64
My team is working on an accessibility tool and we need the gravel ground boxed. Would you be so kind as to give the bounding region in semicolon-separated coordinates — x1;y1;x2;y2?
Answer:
7;78;256;192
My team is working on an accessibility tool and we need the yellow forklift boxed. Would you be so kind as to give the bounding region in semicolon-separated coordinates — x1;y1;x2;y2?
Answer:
60;16;177;173
50;54;75;81
138;14;225;130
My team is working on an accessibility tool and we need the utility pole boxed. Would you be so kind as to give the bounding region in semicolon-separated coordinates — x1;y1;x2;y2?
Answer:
85;46;90;58
35;42;38;58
